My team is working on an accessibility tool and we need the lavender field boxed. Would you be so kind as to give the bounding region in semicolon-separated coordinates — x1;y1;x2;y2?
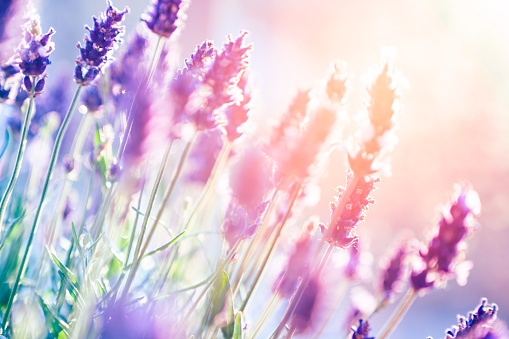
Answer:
0;0;508;338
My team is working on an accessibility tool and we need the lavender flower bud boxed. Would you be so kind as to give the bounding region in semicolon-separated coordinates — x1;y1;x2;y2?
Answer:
16;18;55;77
222;201;269;250
142;0;187;38
351;319;374;339
74;2;128;86
444;299;498;339
81;85;103;113
34;77;45;94
320;172;379;248
23;75;31;92
290;277;321;333
411;184;480;291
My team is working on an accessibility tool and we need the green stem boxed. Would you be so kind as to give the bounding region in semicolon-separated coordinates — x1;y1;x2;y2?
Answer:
1;85;83;332
0;77;36;235
121;135;195;300
240;181;302;313
377;288;417;339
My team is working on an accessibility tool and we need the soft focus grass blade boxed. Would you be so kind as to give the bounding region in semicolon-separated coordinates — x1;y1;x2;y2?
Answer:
233;312;243;339
38;295;70;336
47;248;84;306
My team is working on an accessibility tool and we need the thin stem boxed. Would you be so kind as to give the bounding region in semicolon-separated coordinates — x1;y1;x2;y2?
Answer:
2;85;83;332
117;36;164;163
121;135;196;300
0;78;36;235
240;181;302;313
377;288;417;339
248;292;280;339
118;141;173;300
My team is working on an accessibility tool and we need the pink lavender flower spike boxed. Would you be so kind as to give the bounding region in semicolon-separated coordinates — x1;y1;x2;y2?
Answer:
442;299;498;339
222;201;269;250
290;277;321;333
320;172;379;248
195;31;251;131
179;40;215;80
185;128;224;185
142;0;187;38
274;225;313;298
223;70;251;141
351;319;374;339
411;184;480;291
229;146;273;210
15;17;55;97
74;1;128;86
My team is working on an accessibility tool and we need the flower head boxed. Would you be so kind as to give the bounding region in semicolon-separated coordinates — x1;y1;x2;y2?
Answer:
444;299;498;339
290;277;321;333
222;201;268;250
142;0;187;38
320;172;379;248
74;1;128;86
222;70;251;141
351;319;374;339
410;184;480;291
14;15;54;97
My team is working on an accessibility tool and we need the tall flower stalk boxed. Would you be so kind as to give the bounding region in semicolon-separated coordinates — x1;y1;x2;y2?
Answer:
1;3;127;331
0;16;54;235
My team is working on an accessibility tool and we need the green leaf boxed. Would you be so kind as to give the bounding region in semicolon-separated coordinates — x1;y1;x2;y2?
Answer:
71;222;86;268
124;231;185;270
208;271;234;331
232;312;243;339
47;248;84;306
38;295;70;337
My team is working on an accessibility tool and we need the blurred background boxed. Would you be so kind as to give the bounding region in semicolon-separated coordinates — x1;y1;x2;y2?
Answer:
11;0;509;337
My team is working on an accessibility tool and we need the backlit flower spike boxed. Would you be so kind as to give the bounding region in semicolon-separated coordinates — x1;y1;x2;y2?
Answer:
142;0;188;38
185;128;224;184
351;319;374;339
379;241;409;300
290;277;321;334
74;1;129;86
444;299;498;339
229;146;273;210
15;16;55;97
274;222;314;298
222;200;269;250
179;40;216;80
320;171;379;248
410;184;480;292
348;61;398;176
110;29;148;112
194;31;251;131
223;69;252;141
326;60;348;104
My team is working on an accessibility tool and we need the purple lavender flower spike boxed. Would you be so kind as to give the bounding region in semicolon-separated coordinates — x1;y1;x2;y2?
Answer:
290;277;320;334
142;0;187;38
379;241;409;299
14;17;54;96
222;201;269;250
351;319;374;339
194;31;251;131
223;70;251;141
185;128;223;185
74;1;128;86
444;299;498;339
82;85;103;113
274;224;313;298
320;171;379;248
411;184;480;292
180;40;215;80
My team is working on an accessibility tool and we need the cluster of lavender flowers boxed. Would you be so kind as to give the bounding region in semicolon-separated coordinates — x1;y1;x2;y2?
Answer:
0;0;504;338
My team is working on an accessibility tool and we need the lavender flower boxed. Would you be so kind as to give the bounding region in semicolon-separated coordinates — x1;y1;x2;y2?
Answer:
185;128;224;184
411;184;480;291
379;241;409;299
109;30;148;112
443;299;498;339
142;0;187;38
351;319;374;339
222;201;268;250
290;277;321;333
320;172;379;248
179;40;215;80
81;85;103;113
192;31;251;131
326;61;348;104
229;146;273;209
222;70;251;141
15;17;54;96
348;63;397;175
274;225;313;298
74;2;128;86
